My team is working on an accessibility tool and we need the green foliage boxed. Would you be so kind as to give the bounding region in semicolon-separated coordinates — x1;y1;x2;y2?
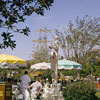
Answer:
94;65;100;77
60;70;77;78
0;0;54;49
95;58;100;66
32;45;50;63
41;70;52;81
80;59;100;77
81;64;91;77
26;61;31;69
0;32;16;49
63;81;98;100
95;92;100;99
13;68;29;80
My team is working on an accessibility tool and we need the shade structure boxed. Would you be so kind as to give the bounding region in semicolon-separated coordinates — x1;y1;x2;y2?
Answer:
58;59;82;70
48;59;83;70
30;62;49;70
0;54;26;68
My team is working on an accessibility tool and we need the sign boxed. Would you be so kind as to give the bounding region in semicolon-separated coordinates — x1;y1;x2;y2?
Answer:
0;83;12;100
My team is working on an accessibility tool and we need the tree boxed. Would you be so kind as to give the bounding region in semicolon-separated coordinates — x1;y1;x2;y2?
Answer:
32;44;50;63
56;15;100;65
63;81;98;100
0;0;54;49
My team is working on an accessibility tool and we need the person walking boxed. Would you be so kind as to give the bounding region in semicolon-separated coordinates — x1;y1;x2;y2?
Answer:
20;71;31;100
28;78;42;100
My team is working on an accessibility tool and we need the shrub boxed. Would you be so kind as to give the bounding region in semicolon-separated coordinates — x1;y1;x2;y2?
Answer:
62;81;98;100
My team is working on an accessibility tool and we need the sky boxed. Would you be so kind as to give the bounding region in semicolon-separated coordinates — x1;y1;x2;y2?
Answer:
0;0;100;60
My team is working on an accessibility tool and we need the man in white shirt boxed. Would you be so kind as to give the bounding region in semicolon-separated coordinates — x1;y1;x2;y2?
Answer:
20;71;31;100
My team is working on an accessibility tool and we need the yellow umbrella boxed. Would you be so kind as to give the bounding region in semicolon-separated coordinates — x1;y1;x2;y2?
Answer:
0;54;26;64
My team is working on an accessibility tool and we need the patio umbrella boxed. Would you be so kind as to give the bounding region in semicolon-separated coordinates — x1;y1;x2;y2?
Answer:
30;62;49;70
48;59;83;70
0;54;26;68
58;59;82;70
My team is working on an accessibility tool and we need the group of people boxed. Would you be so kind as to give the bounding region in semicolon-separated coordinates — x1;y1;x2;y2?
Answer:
20;71;43;100
19;71;62;100
0;71;62;100
0;72;14;83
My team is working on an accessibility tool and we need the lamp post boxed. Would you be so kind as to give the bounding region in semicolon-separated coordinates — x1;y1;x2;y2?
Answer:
49;36;59;100
90;58;95;81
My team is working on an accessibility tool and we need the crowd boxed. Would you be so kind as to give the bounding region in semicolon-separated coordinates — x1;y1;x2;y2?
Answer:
19;71;62;100
0;71;64;100
19;71;100;100
1;70;100;100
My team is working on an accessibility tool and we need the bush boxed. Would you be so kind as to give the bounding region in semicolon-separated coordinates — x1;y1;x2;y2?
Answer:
62;81;98;100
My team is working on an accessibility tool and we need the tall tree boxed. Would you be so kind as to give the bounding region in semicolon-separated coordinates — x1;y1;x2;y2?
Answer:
32;44;50;63
56;15;100;65
0;0;54;49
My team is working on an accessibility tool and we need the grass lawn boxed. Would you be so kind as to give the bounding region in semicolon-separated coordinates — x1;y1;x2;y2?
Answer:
96;91;100;98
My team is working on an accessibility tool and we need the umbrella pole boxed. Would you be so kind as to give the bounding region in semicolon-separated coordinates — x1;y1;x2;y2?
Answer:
77;69;80;80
